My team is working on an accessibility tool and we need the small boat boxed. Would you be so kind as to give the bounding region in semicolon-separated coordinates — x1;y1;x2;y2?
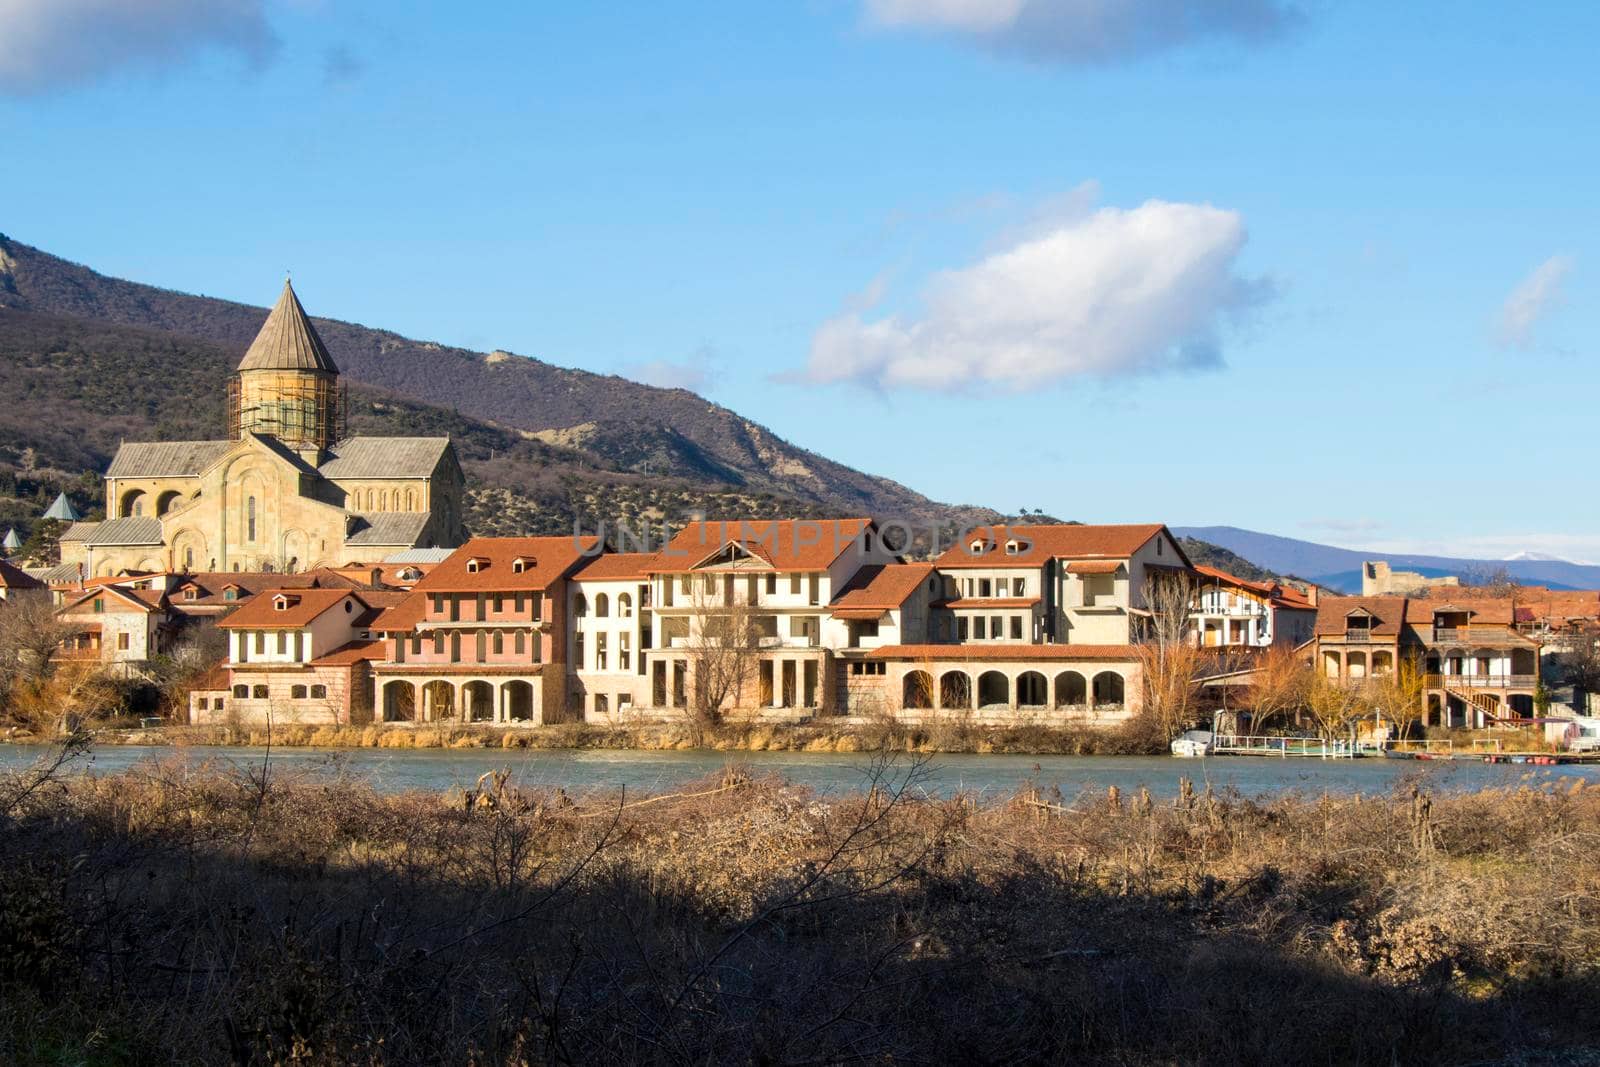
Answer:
1171;729;1214;758
1382;748;1416;760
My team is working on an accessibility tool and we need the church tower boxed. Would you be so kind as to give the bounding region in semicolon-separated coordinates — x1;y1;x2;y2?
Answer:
228;279;345;456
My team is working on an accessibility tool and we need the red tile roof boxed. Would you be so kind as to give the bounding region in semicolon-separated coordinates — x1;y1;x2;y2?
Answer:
58;584;161;615
570;552;660;582
1064;560;1123;575
866;644;1140;662
932;597;1040;610
368;591;425;633
1194;565;1315;611
830;563;934;612
935;523;1184;569
311;640;387;666
413;537;599;593
650;518;874;574
218;589;367;630
1313;597;1407;637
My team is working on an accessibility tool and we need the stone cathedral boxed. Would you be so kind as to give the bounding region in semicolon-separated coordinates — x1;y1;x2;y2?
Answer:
59;281;466;577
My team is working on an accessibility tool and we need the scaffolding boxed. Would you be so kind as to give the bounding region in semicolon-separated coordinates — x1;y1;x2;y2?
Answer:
228;371;347;450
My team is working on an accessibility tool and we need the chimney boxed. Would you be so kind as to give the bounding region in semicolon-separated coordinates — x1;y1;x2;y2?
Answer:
1306;585;1319;608
369;566;383;589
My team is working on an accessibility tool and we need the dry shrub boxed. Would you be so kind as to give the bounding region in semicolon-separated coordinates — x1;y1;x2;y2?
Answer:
3;748;1597;1063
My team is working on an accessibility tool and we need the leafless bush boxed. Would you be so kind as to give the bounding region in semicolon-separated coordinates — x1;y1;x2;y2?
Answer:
0;749;1597;1064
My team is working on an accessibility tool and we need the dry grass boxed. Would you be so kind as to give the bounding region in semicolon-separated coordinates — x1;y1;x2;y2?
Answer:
1;743;1598;1064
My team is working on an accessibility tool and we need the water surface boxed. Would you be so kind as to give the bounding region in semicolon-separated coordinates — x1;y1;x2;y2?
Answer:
3;743;1593;800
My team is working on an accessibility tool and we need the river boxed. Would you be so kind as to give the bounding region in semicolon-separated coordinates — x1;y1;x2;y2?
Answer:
3;743;1595;799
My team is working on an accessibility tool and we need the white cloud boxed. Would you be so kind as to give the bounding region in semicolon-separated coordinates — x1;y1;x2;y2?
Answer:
0;0;276;94
862;0;1301;63
802;192;1267;391
1493;255;1574;350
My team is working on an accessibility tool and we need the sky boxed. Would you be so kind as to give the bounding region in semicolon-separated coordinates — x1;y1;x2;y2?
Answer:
1;1;1595;561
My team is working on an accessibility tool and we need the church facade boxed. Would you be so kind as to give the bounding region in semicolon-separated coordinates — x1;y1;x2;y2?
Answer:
60;281;466;577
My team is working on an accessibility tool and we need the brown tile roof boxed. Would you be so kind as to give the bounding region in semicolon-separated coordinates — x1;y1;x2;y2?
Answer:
413;537;599;593
570;552;660;582
934;523;1183;569
368;591;425;632
830;563;934;612
311;640;387;666
58;584;161;615
1407;598;1517;627
218;588;367;630
932;597;1040;610
189;665;231;693
0;559;43;590
1064;560;1123;575
238;279;339;373
1313;596;1408;637
650;518;874;574
866;644;1140;662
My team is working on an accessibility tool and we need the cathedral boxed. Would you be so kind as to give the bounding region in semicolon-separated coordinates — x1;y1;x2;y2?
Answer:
59;281;466;577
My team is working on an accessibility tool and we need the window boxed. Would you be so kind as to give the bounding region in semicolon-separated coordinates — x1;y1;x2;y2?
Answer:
964;578;975;597
1010;616;1023;640
310;685;326;699
1005;539;1019;555
619;632;631;671
117;632;130;650
1013;577;1026;596
247;496;256;542
808;575;820;606
184;547;194;570
433;632;445;655
1157;538;1164;556
223;588;237;601
595;693;609;715
974;617;986;639
574;594;588;617
493;631;504;654
990;615;1002;638
702;575;716;595
183;588;197;601
979;578;992;597
493;594;504;613
466;557;486;573
515;631;527;655
595;593;609;617
233;684;248;699
596;632;608;671
449;633;461;662
252;685;268;699
291;685;308;699
93;597;104;613
213;697;225;710
254;632;265;654
958;617;969;640
277;632;287;654
618;592;632;618
765;574;776;595
680;575;691;594
512;558;527;574
790;574;801;595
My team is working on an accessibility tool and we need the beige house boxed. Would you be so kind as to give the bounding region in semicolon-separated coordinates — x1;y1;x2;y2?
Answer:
59;280;465;577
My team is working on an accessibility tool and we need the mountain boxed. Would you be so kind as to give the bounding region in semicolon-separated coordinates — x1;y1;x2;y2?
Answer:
0;233;1022;546
0;233;974;526
1177;526;1600;593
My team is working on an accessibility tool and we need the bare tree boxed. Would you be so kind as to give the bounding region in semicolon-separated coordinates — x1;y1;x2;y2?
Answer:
682;578;769;739
1135;571;1204;741
0;590;83;719
1243;644;1312;733
1303;670;1367;744
1557;621;1600;712
1362;653;1429;742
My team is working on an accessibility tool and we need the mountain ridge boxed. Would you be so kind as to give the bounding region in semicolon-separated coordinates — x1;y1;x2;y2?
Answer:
0;232;972;526
1177;526;1600;593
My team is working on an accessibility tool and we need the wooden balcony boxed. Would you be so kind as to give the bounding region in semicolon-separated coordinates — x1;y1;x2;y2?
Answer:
1424;674;1537;690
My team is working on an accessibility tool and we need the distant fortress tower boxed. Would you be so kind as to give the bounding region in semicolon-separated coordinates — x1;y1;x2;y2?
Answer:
228;279;346;457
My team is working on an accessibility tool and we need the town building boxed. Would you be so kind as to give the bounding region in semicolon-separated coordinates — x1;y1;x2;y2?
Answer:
1190;565;1317;649
195;520;1201;729
205;588;398;725
367;536;599;725
1361;560;1459;596
1311;595;1541;727
57;280;466;578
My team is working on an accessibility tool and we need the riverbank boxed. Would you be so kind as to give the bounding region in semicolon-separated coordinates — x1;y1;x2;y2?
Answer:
2;753;1596;1063
4;717;1164;755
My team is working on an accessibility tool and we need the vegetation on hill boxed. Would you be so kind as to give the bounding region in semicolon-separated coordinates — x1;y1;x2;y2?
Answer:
1;747;1595;1064
0;234;984;525
1179;536;1304;587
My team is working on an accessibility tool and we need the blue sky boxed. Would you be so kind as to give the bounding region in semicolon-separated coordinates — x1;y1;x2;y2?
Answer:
2;1;1595;560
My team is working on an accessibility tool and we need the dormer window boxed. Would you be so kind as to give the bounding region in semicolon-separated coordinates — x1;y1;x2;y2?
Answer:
969;540;985;555
512;557;531;574
183;589;197;601
466;557;489;574
1005;539;1020;556
273;594;300;612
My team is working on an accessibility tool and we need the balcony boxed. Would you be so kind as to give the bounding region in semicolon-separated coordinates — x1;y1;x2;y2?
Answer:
1343;628;1374;642
1424;674;1537;690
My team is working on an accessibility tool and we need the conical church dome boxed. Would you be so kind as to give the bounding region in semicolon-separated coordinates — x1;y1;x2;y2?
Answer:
237;279;339;374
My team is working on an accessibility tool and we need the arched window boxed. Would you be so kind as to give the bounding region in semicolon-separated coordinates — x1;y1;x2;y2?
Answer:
247;496;257;542
406;489;415;510
184;547;194;569
573;594;588;617
310;684;327;699
252;685;268;699
232;684;248;699
618;592;633;618
595;593;610;617
291;685;308;699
